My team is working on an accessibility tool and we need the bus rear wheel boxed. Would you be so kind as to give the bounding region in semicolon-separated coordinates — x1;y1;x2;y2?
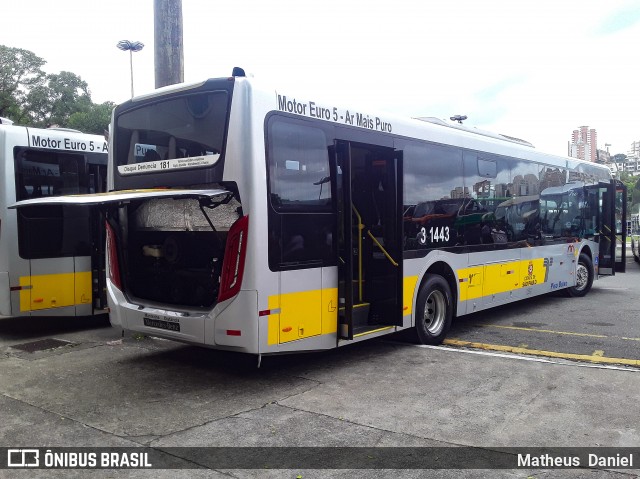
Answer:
415;275;453;345
565;253;594;297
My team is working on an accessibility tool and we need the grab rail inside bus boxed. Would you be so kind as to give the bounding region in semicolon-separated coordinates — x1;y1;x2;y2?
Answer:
367;231;399;267
352;205;399;303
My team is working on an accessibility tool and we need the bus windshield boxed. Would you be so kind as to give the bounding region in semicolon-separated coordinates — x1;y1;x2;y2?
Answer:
114;91;229;177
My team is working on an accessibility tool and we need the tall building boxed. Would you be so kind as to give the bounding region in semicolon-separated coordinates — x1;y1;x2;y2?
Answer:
628;140;640;160
569;126;597;162
622;141;640;176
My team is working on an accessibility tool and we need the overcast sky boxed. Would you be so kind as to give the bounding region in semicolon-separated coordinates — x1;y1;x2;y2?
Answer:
3;0;640;156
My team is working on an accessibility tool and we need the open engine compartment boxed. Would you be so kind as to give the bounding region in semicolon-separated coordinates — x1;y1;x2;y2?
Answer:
121;194;241;308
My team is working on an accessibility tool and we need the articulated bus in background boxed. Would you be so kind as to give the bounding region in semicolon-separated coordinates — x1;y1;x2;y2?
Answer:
0;118;108;317
10;71;626;357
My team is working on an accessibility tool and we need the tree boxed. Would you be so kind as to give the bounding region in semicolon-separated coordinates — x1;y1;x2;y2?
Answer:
0;45;45;122
1;44;115;132
68;101;115;134
619;172;639;208
24;71;92;128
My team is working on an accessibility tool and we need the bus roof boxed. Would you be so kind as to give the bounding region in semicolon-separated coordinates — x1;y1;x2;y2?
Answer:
116;72;611;179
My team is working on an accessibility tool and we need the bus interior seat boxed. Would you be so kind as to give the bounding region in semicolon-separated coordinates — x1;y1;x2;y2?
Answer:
167;136;176;160
143;149;161;162
128;130;139;164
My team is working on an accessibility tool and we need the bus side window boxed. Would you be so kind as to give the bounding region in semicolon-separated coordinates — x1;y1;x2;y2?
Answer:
267;118;333;269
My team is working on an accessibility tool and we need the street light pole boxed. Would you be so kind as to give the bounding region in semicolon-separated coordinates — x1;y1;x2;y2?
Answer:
117;40;145;98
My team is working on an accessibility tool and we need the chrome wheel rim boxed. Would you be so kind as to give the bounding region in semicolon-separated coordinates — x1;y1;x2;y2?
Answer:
423;290;446;335
575;263;589;291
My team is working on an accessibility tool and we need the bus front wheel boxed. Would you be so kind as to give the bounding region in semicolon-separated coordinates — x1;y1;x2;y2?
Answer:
565;253;594;298
415;275;453;345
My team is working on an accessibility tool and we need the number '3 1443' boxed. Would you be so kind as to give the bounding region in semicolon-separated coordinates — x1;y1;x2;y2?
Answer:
418;226;450;245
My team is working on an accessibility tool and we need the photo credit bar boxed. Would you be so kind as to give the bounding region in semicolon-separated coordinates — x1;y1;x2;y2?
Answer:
1;447;639;470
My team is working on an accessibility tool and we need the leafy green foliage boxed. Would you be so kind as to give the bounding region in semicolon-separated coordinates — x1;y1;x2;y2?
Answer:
619;172;640;207
25;71;92;127
68;102;116;135
0;44;114;133
0;45;46;123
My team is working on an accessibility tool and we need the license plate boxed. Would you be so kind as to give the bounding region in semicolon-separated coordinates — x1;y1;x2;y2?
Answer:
143;317;180;332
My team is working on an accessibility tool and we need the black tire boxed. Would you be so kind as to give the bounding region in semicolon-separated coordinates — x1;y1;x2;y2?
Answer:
565;253;594;297
414;274;453;345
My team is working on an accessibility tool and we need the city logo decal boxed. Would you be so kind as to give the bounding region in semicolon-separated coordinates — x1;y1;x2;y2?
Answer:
522;261;538;287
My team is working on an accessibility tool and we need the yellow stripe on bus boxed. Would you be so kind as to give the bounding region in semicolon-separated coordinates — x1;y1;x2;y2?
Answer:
19;271;92;312
457;258;546;301
265;275;416;347
267;288;338;345
403;276;418;316
264;259;549;346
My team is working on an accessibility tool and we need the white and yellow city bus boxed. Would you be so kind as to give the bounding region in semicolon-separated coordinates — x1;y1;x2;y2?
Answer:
1;118;108;317
10;71;626;355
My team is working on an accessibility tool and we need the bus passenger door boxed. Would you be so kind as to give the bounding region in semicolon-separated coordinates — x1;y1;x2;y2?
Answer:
586;181;617;276
335;140;403;340
88;164;108;310
615;181;627;273
335;141;354;339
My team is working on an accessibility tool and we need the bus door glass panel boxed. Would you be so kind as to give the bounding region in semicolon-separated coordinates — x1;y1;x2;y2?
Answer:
337;140;403;338
335;140;353;339
267;118;334;343
615;181;627;273
88;163;107;193
88;163;108;308
580;184;600;241
585;182;616;275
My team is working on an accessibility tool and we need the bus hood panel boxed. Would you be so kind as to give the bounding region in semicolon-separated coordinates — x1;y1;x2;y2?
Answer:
9;188;231;209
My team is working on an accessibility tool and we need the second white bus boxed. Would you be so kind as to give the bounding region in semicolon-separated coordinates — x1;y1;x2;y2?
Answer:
1;120;109;317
